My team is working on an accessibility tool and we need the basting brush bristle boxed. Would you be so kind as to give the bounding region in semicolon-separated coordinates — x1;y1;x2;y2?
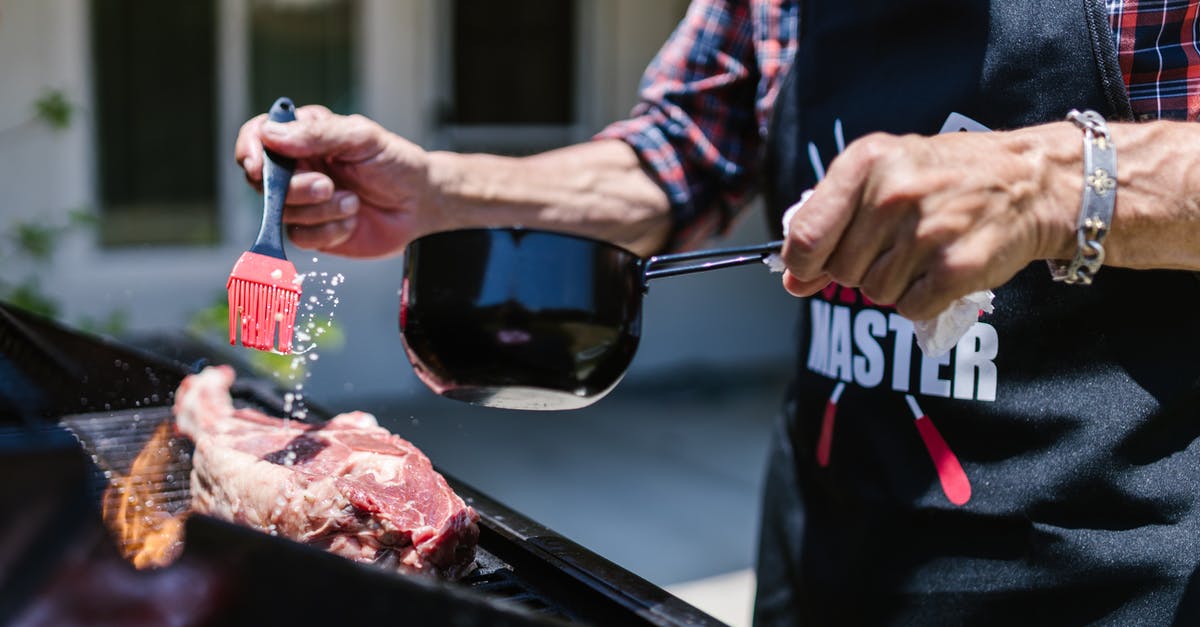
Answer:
227;97;301;354
227;251;301;353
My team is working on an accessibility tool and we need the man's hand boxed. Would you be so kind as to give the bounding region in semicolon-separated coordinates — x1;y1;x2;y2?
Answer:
235;108;673;258
235;105;446;258
780;126;1082;320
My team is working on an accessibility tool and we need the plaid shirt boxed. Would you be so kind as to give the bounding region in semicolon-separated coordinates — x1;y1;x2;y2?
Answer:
598;0;1200;247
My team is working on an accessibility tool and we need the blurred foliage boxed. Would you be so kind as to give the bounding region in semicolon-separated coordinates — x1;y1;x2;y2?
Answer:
0;90;128;336
3;279;60;320
188;292;346;381
79;309;131;337
0;209;130;335
0;215;75;317
13;222;57;260
68;207;100;227
34;89;74;130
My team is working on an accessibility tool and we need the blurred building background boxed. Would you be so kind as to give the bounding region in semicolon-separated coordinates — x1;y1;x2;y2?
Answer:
0;1;799;623
0;0;797;404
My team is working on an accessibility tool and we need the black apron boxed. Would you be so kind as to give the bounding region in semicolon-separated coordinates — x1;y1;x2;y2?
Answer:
754;1;1200;624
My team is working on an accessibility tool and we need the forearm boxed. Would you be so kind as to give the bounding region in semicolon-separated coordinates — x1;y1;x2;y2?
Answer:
427;139;673;256
1107;120;1200;270
779;115;1200;319
1020;119;1200;271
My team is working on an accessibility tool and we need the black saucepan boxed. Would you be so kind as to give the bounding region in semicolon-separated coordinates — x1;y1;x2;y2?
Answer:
398;228;782;410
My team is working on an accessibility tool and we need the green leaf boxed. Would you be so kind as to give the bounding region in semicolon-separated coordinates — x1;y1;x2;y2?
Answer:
187;292;232;336
79;309;130;337
187;291;347;381
1;280;60;318
305;316;346;349
67;207;99;228
33;89;73;130
250;350;309;381
11;221;60;261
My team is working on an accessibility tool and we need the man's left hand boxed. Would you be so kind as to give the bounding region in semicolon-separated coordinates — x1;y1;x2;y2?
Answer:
780;127;1080;320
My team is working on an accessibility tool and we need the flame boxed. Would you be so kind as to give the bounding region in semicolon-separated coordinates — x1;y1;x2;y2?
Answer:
101;421;188;569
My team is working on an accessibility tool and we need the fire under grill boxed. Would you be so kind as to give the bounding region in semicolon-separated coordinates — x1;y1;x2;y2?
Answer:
0;302;722;626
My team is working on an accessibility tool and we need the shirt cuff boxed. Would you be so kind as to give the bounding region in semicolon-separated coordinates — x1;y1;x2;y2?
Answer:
594;119;729;252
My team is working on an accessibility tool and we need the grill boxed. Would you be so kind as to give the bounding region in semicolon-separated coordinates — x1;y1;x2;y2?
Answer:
0;302;722;626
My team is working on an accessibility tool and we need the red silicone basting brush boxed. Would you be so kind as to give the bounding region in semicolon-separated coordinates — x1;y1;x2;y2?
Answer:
227;97;301;353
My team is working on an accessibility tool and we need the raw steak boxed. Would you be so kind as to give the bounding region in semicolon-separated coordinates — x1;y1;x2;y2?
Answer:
173;366;479;579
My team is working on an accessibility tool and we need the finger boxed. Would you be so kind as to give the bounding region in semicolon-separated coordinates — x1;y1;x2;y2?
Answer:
243;169;264;193
285;171;336;206
857;215;925;305
782;137;885;281
822;202;906;287
894;243;991;321
283;192;360;226
781;188;855;281
895;273;953;322
286;216;357;251
238;106;335;176
235;113;268;182
260;107;385;163
782;270;832;297
858;246;914;306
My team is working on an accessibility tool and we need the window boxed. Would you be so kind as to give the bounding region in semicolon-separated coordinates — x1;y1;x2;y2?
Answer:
91;0;218;247
452;0;574;125
90;0;355;249
250;0;357;116
442;0;577;154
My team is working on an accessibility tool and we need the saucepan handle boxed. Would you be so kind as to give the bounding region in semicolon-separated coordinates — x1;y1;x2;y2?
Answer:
642;240;784;283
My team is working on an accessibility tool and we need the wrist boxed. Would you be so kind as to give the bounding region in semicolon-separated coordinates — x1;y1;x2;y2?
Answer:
1006;122;1088;262
1046;110;1118;285
1104;120;1200;269
424;150;467;232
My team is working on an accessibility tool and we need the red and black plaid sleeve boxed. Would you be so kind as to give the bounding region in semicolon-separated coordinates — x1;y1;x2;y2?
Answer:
595;0;797;250
599;0;1198;251
1108;0;1200;120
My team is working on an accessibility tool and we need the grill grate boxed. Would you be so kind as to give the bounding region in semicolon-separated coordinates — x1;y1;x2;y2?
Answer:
61;406;193;524
59;404;584;624
57;401;590;619
1;302;722;626
461;552;579;622
63;407;182;472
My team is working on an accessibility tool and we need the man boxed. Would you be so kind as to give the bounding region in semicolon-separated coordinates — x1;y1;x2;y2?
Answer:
236;1;1200;623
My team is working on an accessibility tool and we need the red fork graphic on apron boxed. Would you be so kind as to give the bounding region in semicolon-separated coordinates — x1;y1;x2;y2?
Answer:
816;382;845;467
904;395;971;506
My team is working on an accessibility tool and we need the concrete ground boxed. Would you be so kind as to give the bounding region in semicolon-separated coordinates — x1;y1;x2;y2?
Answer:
357;364;790;627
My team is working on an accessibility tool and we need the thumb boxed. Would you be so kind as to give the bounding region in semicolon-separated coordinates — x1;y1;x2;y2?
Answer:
260;108;386;163
783;270;832;297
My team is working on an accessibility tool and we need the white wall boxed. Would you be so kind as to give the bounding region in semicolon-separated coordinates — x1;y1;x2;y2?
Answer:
0;0;92;280
0;0;798;406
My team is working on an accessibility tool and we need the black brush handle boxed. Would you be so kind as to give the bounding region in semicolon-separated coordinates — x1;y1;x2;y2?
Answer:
250;97;297;259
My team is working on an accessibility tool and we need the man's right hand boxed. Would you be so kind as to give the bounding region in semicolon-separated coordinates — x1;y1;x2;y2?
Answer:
235;105;446;259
